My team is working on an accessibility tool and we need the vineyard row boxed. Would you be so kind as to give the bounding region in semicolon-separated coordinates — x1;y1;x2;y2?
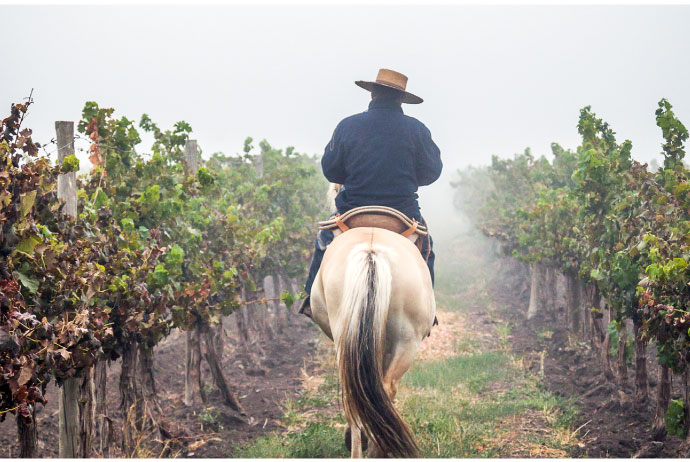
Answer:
0;99;327;457
454;98;690;441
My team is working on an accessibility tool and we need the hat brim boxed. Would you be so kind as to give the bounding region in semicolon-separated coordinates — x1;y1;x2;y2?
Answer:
355;80;424;104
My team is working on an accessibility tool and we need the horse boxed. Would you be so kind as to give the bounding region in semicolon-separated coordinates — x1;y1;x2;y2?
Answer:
309;183;436;458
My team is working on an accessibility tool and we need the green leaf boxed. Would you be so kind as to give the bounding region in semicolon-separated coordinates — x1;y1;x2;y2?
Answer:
148;263;169;287
121;218;135;231
590;269;604;281
91;187;111;208
15;234;41;256
139;184;161;205
197;167;215;186
280;291;295;309
665;399;686;437
165;244;185;266
60;154;80;173
19;190;37;217
15;271;39;293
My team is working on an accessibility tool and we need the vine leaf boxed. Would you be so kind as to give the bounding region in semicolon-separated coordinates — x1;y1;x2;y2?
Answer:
14;271;38;293
19;190;36;217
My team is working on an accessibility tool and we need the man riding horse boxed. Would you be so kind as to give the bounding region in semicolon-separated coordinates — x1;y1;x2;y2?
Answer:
299;68;442;317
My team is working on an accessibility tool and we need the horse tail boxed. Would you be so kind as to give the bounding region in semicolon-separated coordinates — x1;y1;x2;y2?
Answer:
326;183;341;210
337;247;418;458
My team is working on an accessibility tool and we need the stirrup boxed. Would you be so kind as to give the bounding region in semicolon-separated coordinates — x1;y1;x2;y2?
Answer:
298;296;312;319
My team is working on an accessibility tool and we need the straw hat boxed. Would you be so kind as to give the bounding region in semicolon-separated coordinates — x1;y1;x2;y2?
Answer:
355;68;423;104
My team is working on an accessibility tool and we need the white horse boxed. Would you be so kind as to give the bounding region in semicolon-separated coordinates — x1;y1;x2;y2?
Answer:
309;183;436;458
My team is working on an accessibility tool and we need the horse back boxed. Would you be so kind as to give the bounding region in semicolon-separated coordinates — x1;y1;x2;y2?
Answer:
311;227;435;344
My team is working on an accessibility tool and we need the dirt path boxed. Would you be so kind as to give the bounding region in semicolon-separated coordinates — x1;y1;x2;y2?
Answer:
236;233;580;458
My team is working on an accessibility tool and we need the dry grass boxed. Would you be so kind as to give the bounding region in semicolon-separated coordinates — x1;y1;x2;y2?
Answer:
301;367;325;394
485;408;568;457
417;309;498;361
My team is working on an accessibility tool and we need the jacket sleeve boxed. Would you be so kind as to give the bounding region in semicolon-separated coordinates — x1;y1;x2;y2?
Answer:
414;121;443;186
321;121;347;184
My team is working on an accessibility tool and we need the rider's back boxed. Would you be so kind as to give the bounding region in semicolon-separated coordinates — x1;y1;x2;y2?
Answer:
321;98;442;219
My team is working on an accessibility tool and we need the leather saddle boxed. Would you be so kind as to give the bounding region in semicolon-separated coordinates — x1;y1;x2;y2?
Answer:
318;206;428;253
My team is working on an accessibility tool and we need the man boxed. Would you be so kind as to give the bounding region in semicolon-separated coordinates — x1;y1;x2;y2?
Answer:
299;68;442;316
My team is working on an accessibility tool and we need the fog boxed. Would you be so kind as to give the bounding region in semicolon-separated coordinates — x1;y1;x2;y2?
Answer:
2;4;689;238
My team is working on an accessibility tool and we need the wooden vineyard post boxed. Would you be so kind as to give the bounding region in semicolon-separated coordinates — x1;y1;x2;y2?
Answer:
17;405;37;457
254;148;264;179
56;121;95;458
653;363;672;440
119;346;142;454
94;360;112;457
527;263;545;320
183;139;199;174
598;304;615;382
633;317;648;408
59;369;96;458
56;121;77;217
255;276;273;338
579;280;588;340
278;274;291;328
183;327;203;407
617;323;629;387
543;267;558;321
589;285;605;351
250;151;266;333
270;274;288;333
565;272;582;335
183;139;203;407
236;286;250;344
246;148;264;343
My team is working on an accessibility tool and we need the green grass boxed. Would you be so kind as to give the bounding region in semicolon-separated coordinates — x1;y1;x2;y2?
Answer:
399;351;577;458
403;351;510;393
236;420;349;458
236;344;577;458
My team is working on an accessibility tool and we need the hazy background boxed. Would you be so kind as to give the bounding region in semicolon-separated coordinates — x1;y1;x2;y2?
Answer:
2;5;690;236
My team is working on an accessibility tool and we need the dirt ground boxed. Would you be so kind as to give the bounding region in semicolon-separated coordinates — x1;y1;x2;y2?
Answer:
494;264;690;458
0;311;319;458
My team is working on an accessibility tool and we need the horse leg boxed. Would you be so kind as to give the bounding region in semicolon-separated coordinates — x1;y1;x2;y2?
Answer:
368;342;420;458
345;426;368;453
351;425;363;458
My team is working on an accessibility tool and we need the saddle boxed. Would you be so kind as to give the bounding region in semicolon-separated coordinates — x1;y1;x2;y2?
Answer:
318;206;429;255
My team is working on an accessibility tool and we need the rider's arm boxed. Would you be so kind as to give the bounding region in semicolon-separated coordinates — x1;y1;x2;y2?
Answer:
414;121;443;186
321;122;347;184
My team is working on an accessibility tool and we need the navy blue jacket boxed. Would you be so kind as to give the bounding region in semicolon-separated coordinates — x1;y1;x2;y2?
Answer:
321;98;442;220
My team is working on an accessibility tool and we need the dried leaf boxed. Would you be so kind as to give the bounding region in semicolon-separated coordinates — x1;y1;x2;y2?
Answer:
17;364;33;386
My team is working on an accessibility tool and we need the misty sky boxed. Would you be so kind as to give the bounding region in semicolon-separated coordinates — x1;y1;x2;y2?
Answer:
2;5;690;232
